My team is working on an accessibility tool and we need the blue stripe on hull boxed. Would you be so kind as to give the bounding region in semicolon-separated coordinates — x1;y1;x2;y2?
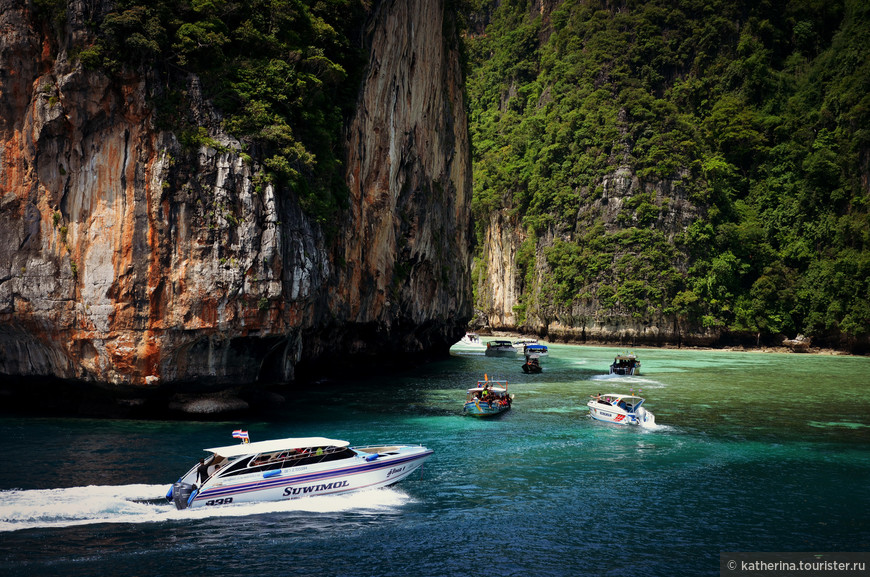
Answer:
193;451;432;503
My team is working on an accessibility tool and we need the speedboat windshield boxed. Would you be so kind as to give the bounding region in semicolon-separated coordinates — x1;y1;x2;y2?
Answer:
593;395;644;409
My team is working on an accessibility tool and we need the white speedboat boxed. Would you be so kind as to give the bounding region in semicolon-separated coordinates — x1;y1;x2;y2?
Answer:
484;339;519;356
609;353;640;375
454;332;486;350
166;436;433;509
587;393;655;427
523;343;548;357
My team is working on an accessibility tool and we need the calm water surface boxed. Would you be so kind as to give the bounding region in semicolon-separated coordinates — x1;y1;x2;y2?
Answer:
1;344;868;576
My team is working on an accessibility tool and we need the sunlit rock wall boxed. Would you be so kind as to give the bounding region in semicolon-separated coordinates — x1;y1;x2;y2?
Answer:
0;0;473;389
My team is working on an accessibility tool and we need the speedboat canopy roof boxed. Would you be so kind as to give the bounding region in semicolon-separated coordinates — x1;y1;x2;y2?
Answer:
205;437;350;458
595;394;644;402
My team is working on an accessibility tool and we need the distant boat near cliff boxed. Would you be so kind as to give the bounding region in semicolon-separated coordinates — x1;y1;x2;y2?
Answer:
609;353;640;376
522;355;542;373
453;332;486;350
485;340;519;357
522;343;548;357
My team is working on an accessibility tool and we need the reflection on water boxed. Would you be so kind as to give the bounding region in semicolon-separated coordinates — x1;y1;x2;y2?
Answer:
1;344;869;576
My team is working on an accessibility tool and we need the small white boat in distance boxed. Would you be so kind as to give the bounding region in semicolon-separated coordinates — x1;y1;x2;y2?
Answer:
167;437;433;510
587;394;655;427
485;340;519;356
454;332;486;350
523;343;548;357
609;353;640;375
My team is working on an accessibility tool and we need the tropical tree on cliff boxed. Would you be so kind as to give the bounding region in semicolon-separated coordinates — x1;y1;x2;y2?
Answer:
41;0;366;228
463;0;869;351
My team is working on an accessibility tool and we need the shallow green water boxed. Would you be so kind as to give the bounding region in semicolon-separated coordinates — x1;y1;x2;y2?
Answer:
1;344;868;576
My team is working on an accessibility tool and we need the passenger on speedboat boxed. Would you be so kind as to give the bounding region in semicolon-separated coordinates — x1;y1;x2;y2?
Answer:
197;459;209;484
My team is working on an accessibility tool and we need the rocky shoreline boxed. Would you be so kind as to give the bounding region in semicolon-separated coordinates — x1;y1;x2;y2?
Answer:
481;328;860;356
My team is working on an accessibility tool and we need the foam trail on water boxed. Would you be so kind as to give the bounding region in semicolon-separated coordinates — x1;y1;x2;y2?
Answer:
589;374;665;388
639;412;657;429
638;414;676;432
0;484;411;533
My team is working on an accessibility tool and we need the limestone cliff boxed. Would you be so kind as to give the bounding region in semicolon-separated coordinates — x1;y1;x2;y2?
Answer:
467;0;870;353
0;0;473;391
475;169;715;347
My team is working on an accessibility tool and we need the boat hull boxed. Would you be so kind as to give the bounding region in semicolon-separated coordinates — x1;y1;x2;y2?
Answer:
454;337;485;351
463;401;510;417
609;366;638;376
588;405;635;425
484;348;517;357
523;346;548;357
587;403;654;426
484;340;519;357
185;447;432;509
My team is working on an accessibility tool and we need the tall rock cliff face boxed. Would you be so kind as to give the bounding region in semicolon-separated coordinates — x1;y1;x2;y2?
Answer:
0;0;473;390
468;0;870;354
320;0;474;361
476;169;714;347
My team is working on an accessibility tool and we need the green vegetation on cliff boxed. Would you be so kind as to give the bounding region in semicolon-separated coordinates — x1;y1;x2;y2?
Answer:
464;0;870;348
48;0;366;226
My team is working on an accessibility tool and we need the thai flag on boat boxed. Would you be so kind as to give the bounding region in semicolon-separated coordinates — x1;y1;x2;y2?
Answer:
232;429;249;441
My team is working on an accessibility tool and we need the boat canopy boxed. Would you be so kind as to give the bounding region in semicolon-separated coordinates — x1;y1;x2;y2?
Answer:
467;386;507;394
469;379;508;391
205;437;349;458
593;394;644;409
595;394;643;401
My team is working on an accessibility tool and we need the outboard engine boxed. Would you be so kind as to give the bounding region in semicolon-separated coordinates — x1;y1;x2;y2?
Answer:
636;407;656;428
172;482;195;510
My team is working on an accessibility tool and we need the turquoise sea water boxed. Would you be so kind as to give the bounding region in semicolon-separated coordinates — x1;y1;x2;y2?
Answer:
1;344;868;576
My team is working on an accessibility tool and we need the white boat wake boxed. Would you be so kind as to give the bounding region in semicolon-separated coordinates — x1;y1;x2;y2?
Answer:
637;415;677;432
589;374;665;388
638;409;657;429
0;484;412;533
